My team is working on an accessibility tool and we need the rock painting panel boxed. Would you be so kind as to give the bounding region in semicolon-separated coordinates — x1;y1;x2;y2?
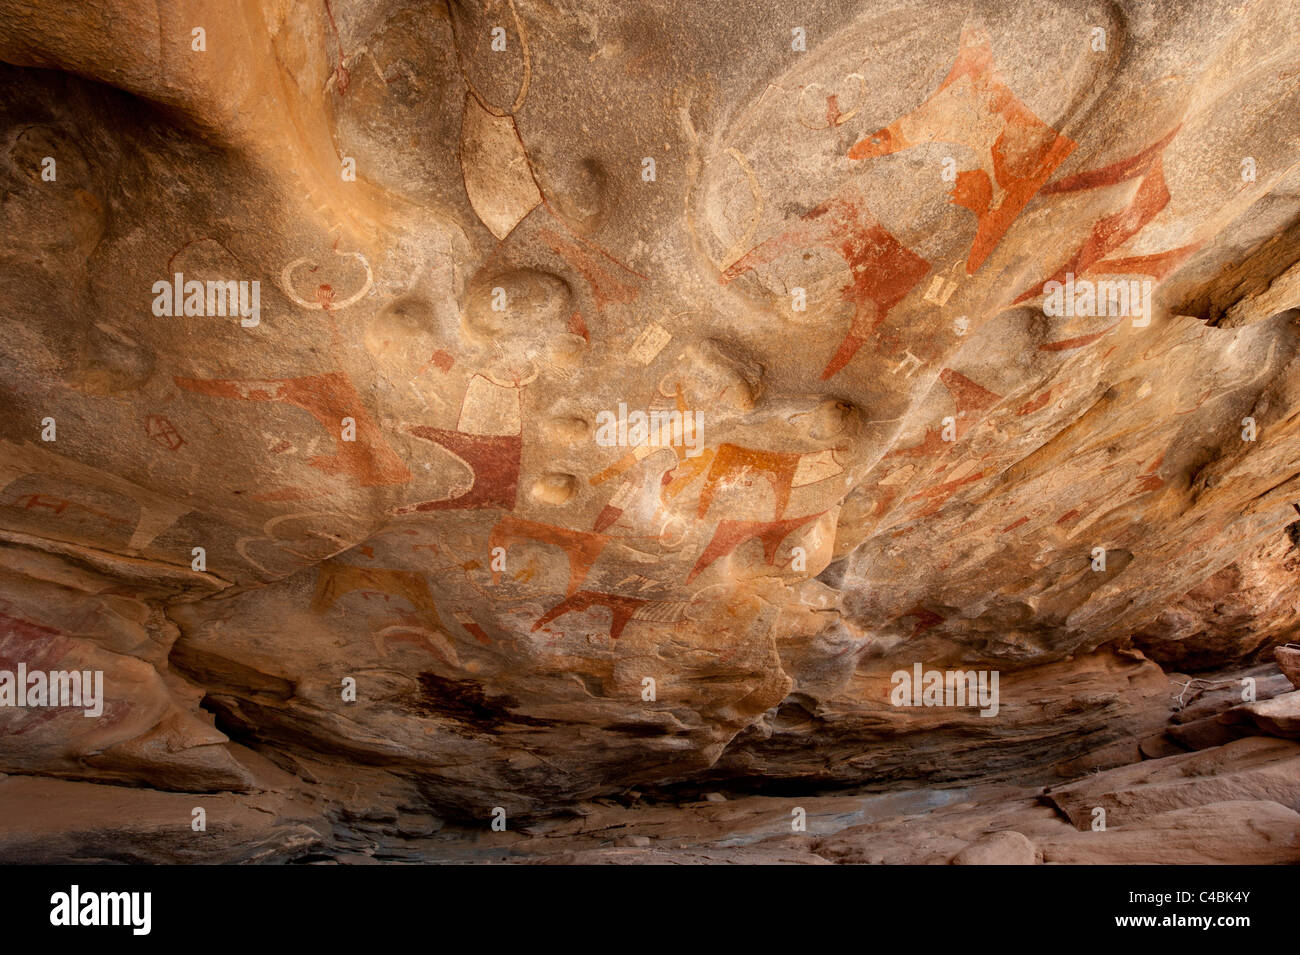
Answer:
849;26;1077;276
174;374;411;487
1015;128;1190;302
530;590;648;640
399;373;527;513
311;563;458;665
722;197;930;379
488;515;610;597
688;513;824;582
460;92;542;240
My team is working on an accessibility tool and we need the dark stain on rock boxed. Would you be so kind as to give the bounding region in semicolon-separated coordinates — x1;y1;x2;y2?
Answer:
607;721;668;738
1286;503;1300;555
409;672;552;728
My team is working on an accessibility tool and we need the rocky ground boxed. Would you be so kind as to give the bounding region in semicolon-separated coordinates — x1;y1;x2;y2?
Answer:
2;659;1297;863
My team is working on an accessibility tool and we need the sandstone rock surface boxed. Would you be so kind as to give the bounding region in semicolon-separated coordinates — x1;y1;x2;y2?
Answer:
0;0;1298;863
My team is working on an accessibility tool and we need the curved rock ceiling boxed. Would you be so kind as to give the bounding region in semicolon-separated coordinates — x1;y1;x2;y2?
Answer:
0;0;1298;864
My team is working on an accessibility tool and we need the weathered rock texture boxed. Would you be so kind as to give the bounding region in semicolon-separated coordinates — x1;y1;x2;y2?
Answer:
0;0;1298;863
